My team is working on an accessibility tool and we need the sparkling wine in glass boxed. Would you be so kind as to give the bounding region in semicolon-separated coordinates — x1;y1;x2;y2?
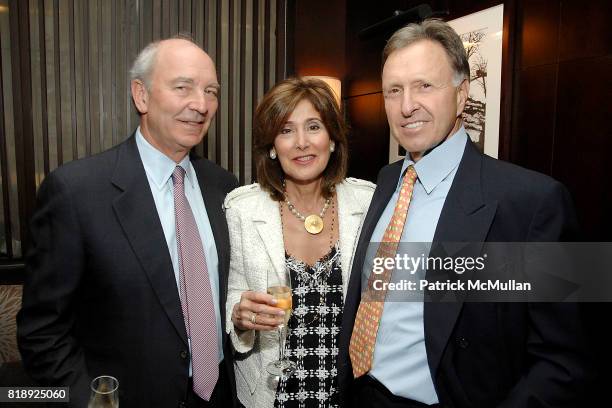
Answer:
87;375;119;408
266;269;296;377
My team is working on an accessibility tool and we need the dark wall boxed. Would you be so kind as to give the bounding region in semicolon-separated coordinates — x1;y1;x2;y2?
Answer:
510;5;612;403
513;0;612;241
293;0;346;78
293;0;612;242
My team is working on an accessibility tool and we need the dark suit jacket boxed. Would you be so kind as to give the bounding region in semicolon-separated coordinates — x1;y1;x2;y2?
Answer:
338;141;590;407
17;135;239;407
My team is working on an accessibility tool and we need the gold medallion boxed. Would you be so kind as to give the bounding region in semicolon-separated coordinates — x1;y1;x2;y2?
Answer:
304;214;324;234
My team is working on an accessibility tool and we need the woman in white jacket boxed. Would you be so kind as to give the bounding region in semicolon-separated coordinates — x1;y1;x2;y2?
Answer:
225;77;374;408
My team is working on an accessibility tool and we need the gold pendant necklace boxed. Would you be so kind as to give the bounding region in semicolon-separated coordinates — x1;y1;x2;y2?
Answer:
284;195;331;234
304;214;324;234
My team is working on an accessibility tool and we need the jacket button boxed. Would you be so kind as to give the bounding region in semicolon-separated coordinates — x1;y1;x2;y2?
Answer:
180;350;189;359
457;337;469;349
178;402;187;408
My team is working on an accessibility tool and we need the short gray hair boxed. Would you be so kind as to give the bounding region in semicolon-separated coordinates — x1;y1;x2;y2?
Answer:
383;18;470;86
129;33;199;89
129;41;160;89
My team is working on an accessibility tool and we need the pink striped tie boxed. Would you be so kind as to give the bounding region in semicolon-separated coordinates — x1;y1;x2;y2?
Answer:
172;166;218;400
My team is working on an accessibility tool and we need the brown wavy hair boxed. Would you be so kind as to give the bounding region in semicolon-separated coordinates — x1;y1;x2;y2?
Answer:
253;77;348;201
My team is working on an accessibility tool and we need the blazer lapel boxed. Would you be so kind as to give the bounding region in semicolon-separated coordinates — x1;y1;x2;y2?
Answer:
347;162;403;300
424;141;497;378
111;136;188;345
336;182;369;297
252;194;286;285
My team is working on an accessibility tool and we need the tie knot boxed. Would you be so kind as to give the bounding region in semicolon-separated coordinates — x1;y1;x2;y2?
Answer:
172;166;186;185
403;165;417;185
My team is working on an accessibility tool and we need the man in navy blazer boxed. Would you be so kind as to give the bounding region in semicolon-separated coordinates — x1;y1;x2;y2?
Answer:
18;37;238;407
338;19;589;407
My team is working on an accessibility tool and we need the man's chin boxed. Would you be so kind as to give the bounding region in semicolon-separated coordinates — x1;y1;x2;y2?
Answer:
395;136;428;155
175;136;205;153
178;127;208;142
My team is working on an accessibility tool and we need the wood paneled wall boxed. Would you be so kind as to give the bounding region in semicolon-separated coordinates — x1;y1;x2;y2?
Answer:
512;0;612;241
0;0;287;260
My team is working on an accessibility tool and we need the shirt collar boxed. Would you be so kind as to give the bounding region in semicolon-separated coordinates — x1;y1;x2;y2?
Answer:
398;126;468;194
135;127;195;190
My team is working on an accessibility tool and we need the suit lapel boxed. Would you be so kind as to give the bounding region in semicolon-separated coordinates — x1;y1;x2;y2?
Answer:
191;158;232;336
350;164;402;288
424;141;497;378
111;136;188;345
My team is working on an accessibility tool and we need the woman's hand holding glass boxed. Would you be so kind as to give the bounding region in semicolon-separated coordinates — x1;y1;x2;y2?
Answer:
232;290;286;331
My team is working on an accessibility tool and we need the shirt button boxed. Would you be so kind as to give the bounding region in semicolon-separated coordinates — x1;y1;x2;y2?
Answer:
457;337;470;349
180;350;189;359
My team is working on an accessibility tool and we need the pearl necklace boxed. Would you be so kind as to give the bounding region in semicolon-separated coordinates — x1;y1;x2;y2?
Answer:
283;193;331;235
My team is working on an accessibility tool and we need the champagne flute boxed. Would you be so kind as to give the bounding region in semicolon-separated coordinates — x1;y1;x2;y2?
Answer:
87;375;119;408
266;268;296;377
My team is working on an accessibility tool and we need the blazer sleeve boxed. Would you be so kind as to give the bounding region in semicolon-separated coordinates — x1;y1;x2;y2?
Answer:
499;181;590;407
225;204;256;354
17;171;91;407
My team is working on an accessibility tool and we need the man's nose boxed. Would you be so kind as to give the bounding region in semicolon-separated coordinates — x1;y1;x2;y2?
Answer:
400;91;418;117
189;91;208;115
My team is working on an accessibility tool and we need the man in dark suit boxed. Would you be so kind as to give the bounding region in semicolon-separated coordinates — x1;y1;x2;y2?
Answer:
18;37;238;407
338;19;589;407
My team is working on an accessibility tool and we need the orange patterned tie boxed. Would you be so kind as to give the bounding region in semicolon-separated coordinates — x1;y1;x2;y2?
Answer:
349;165;418;378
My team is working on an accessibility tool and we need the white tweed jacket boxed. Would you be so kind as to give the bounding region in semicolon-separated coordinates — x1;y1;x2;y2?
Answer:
224;178;375;408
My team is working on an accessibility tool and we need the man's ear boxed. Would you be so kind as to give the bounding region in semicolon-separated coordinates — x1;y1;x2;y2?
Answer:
131;79;149;114
456;78;470;117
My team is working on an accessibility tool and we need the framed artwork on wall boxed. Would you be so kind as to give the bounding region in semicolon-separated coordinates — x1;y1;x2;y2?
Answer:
389;4;505;162
448;4;504;158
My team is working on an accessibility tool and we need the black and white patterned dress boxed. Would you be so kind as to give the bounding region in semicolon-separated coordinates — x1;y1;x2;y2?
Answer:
274;244;343;408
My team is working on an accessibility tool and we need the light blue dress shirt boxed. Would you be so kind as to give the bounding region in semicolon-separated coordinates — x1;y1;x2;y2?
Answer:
363;127;468;404
135;128;223;372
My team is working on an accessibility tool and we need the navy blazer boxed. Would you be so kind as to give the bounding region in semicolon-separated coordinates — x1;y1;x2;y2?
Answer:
18;135;238;407
338;141;590;407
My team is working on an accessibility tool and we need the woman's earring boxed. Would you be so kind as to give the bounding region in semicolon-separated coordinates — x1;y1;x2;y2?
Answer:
330;142;336;153
269;147;277;159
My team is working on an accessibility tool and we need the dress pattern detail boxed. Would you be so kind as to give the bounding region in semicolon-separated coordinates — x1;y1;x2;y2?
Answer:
274;244;343;408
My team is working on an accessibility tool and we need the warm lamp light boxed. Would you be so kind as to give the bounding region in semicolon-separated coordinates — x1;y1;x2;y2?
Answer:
304;76;341;106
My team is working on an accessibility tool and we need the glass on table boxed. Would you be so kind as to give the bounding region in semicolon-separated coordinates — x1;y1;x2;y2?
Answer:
87;375;119;408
